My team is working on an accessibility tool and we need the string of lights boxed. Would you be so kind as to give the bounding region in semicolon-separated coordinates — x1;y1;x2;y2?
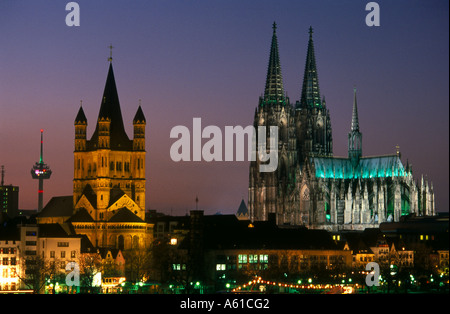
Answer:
231;276;358;294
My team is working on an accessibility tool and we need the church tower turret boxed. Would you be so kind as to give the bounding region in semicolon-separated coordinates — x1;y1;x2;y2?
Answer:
133;103;146;151
132;103;146;209
74;103;87;152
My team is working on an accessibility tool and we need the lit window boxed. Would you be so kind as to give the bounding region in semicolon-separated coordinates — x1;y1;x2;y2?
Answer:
172;264;181;271
249;255;258;264
216;264;226;271
170;238;177;245
259;255;268;263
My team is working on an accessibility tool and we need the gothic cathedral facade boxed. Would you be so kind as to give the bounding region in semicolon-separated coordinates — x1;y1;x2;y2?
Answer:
248;24;435;231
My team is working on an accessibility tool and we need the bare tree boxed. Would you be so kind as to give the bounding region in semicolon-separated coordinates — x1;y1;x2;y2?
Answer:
16;255;59;294
78;252;103;293
124;248;152;283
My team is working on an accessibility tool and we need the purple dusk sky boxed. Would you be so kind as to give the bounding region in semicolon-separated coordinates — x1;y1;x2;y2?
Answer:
0;0;448;216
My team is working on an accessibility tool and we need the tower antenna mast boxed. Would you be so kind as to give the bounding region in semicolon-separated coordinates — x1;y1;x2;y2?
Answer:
31;129;52;211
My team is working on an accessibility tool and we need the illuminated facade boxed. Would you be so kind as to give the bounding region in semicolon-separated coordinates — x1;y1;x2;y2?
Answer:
0;239;20;292
71;60;152;250
249;25;435;231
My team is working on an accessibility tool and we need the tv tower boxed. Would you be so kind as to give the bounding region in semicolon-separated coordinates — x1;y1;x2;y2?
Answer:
31;129;52;211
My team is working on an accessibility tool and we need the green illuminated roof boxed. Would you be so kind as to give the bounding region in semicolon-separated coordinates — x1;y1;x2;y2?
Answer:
311;155;406;179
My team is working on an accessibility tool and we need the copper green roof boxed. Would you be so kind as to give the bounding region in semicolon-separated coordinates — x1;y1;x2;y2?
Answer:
311;155;406;179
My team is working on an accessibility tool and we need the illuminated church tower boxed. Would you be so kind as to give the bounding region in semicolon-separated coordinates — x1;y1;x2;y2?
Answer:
295;27;333;161
248;22;298;224
71;54;151;249
73;63;146;216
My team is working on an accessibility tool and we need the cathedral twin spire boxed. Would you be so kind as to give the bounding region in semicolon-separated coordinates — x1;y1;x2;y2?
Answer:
262;23;322;109
299;26;322;109
263;22;286;105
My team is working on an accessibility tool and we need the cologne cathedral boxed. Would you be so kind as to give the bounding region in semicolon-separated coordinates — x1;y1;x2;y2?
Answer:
248;23;435;231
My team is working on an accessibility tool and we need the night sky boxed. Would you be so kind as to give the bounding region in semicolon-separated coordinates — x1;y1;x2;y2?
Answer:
0;0;448;216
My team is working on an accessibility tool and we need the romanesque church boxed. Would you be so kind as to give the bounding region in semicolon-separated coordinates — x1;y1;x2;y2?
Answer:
38;60;152;250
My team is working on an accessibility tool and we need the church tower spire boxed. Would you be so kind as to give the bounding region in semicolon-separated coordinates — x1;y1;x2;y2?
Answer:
89;62;131;151
299;26;321;109
73;55;146;213
348;87;362;166
351;87;360;132
295;26;332;160
262;22;286;106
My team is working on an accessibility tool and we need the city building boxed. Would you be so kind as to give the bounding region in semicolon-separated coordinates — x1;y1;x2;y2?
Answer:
161;211;353;293
0;165;19;219
97;247;125;277
0;223;93;293
0;185;19;219
0;232;20;292
248;24;436;231
37;57;153;251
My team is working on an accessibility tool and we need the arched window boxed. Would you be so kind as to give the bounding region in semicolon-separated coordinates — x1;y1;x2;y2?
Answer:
118;235;124;251
132;235;139;249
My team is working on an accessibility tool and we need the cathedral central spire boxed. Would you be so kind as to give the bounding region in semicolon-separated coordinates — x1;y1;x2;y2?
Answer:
299;26;321;108
351;87;360;132
348;87;362;165
262;21;286;105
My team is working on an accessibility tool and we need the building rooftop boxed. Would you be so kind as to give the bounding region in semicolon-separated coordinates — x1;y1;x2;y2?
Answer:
311;154;406;180
38;196;73;218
